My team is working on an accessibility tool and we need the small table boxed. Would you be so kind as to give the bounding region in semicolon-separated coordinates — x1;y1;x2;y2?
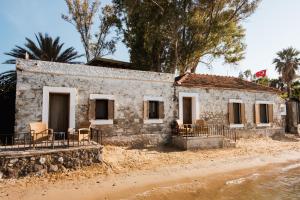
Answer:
53;132;66;148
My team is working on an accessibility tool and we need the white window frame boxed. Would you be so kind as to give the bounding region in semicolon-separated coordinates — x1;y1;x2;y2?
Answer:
143;96;164;124
90;94;115;125
178;92;200;124
255;100;273;127
229;99;244;128
42;86;77;129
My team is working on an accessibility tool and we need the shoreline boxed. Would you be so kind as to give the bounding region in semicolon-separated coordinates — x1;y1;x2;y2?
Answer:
1;138;300;200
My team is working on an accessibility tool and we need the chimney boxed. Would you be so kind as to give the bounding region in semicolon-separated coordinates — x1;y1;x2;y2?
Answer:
25;52;29;60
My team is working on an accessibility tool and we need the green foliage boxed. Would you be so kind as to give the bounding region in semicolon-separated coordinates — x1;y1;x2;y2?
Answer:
273;47;300;98
4;33;82;64
0;71;16;97
255;77;269;86
291;81;300;99
62;0;121;62
114;0;260;73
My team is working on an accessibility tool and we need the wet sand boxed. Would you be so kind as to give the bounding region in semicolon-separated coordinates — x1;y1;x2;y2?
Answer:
1;137;300;200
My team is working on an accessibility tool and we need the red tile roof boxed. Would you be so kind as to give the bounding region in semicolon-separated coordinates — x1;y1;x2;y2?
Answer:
175;73;282;94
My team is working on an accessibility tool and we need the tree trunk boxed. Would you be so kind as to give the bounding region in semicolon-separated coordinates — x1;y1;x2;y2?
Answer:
287;82;292;98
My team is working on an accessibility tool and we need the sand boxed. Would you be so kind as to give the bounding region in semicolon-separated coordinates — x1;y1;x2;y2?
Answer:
1;136;300;200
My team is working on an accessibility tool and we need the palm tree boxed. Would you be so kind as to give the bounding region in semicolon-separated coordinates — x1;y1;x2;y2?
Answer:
4;32;82;64
273;47;300;98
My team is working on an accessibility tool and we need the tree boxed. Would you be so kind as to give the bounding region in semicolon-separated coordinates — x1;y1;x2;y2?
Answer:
62;0;121;62
273;47;300;98
244;69;252;80
256;77;269;86
114;0;260;73
4;33;82;64
0;70;16;138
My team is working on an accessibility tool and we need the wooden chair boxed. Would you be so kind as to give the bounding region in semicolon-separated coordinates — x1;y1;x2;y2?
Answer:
29;122;53;148
68;122;91;143
176;120;193;135
195;119;209;134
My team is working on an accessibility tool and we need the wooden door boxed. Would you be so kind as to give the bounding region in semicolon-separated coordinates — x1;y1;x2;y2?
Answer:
49;93;70;133
183;97;192;124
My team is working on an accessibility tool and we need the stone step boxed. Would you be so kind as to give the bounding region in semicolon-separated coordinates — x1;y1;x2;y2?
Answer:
223;138;236;148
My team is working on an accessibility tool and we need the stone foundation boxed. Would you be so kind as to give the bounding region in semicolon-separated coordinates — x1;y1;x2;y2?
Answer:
172;136;225;150
0;146;102;179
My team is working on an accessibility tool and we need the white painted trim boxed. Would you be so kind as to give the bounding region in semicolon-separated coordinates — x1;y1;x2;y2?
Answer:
229;99;243;103
178;92;200;123
230;124;244;128
143;96;164;102
90;94;115;100
280;104;287;116
144;119;164;124
90;119;113;125
255;100;274;105
257;123;271;127
42;86;77;129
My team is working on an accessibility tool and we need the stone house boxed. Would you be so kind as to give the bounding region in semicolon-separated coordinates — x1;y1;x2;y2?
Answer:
15;59;286;145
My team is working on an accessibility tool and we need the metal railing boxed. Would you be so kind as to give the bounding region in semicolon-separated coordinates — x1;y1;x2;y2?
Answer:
0;128;102;151
176;124;237;142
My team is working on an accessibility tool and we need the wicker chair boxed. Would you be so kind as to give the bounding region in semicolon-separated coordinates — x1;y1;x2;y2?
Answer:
195;119;209;135
29;122;53;148
68;122;91;143
176;119;193;135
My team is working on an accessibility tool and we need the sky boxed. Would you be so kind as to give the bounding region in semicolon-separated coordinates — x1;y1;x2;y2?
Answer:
1;0;300;78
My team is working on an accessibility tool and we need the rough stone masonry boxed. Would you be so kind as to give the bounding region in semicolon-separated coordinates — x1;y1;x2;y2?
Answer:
15;59;285;145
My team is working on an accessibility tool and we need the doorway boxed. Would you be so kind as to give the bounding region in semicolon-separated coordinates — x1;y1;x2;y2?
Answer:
49;93;70;133
183;97;192;124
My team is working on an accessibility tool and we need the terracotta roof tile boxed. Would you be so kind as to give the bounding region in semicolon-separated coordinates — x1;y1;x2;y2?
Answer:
175;73;281;94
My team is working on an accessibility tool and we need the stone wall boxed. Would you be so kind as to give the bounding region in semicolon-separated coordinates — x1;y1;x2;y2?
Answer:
176;86;285;134
15;59;176;145
0;146;102;179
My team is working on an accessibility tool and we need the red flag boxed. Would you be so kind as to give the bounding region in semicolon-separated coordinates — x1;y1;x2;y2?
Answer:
255;70;266;78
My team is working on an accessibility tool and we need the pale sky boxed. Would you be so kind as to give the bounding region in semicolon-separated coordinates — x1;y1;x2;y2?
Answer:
1;0;300;78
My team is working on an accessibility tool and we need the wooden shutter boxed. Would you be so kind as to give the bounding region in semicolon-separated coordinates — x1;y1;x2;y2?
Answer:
158;101;165;119
108;100;115;120
241;103;246;124
228;103;234;124
89;99;96;120
268;104;273;123
254;104;260;124
143;101;149;119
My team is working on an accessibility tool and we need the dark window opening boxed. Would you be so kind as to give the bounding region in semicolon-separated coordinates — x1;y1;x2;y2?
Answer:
149;101;159;119
260;104;269;123
95;100;108;119
233;103;241;124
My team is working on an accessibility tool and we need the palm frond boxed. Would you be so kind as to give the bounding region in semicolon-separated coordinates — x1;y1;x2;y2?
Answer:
4;33;83;64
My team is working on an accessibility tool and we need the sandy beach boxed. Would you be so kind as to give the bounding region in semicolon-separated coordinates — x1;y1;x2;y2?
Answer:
1;136;300;200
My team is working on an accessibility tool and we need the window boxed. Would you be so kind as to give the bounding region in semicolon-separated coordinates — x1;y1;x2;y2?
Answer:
233;103;241;124
149;101;159;119
143;96;164;124
89;94;115;125
259;104;269;123
95;100;108;119
228;100;245;126
255;102;273;125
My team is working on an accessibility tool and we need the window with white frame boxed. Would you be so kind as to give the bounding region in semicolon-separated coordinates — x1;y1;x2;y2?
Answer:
89;94;114;125
228;99;245;127
143;96;164;123
255;101;273;125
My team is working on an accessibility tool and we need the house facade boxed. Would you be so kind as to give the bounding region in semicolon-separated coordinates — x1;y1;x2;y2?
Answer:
15;59;286;145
